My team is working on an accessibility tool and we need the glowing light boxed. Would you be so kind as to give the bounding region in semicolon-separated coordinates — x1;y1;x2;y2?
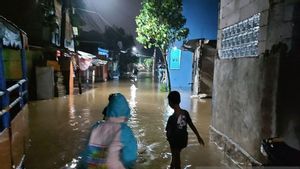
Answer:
132;46;137;52
129;84;137;108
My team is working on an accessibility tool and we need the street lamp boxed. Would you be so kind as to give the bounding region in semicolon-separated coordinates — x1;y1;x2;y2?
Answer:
120;46;137;54
129;46;141;64
132;46;137;53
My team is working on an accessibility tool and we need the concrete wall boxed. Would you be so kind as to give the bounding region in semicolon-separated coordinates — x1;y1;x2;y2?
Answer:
199;43;216;96
211;0;300;167
3;49;23;79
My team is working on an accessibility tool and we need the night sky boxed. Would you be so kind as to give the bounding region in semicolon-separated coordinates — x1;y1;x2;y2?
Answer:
79;0;219;45
78;0;141;36
183;0;219;40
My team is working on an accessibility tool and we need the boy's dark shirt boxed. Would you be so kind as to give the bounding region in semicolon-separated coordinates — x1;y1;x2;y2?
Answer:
166;110;192;149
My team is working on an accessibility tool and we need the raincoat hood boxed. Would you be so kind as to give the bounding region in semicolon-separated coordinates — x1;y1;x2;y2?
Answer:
106;93;131;119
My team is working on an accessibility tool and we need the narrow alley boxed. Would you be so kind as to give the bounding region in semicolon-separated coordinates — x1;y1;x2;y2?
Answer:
24;79;226;169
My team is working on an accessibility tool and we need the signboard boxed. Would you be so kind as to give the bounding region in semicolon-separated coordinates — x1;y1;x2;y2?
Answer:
98;48;109;58
170;48;181;69
72;27;78;36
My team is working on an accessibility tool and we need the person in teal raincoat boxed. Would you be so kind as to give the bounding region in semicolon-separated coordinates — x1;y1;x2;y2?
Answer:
80;93;137;169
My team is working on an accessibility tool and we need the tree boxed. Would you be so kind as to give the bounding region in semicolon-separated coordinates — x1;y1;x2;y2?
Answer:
136;0;189;92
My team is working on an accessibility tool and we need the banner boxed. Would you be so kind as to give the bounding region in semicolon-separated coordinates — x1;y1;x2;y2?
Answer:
170;48;181;69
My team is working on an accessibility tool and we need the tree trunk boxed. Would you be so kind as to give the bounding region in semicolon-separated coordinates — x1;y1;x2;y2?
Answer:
152;48;156;80
162;51;171;92
165;58;171;92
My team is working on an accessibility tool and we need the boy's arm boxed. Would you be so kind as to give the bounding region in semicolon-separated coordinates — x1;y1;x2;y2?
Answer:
186;112;205;146
188;122;205;146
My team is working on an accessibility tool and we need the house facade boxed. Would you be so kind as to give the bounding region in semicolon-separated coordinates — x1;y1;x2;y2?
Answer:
0;0;76;99
183;39;217;96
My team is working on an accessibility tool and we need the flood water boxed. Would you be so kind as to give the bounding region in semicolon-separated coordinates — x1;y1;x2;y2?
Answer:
24;77;226;169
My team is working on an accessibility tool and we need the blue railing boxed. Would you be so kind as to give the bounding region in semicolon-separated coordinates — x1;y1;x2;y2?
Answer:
0;79;27;131
0;41;28;132
0;15;29;169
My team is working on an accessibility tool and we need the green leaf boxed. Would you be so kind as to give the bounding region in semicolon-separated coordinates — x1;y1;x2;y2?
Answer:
136;0;189;53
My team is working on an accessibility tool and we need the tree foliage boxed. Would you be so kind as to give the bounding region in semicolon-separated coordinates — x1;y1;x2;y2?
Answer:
136;0;189;91
135;0;189;53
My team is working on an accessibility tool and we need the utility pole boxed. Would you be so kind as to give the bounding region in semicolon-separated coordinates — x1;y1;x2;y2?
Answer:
60;0;72;95
70;1;82;94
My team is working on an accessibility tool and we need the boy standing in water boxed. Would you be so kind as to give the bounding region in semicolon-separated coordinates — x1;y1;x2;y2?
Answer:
166;91;205;169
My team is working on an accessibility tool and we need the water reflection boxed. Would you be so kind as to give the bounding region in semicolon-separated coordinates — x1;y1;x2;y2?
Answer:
129;84;137;108
25;79;225;169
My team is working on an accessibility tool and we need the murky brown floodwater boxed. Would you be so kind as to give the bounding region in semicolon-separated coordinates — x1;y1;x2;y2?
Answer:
24;77;225;169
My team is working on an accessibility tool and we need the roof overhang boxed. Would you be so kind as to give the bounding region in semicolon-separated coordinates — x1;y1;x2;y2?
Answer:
78;50;96;59
182;39;217;52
